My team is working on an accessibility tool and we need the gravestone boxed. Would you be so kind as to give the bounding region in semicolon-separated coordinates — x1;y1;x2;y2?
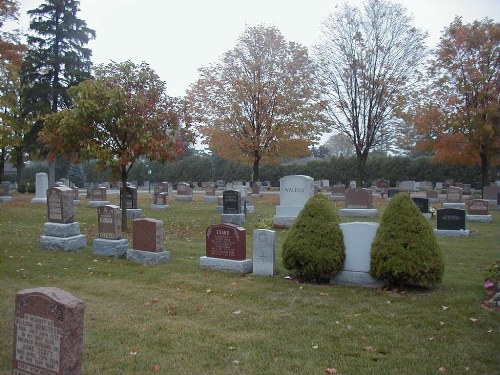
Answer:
483;185;500;203
419;181;433;191
274;175;314;227
466;199;491;223
47;186;75;224
330;222;382;287
121;185;142;219
40;187;86;251
399;181;416;191
331;185;346;201
200;223;252;273
93;205;128;257
31;172;49;204
251;182;261;195
412;197;431;219
175;182;193;201
387;189;399;199
0;181;12;202
435;208;469;236
151;192;170;211
203;183;218;203
252;229;276;276
88;187;110;208
444;186;465;209
426;190;439;202
12;287;84;375
340;188;377;217
223;190;241;214
126;218;170;264
71;187;80;205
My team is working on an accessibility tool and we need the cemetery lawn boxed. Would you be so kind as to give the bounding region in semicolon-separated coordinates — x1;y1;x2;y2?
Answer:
1;192;499;375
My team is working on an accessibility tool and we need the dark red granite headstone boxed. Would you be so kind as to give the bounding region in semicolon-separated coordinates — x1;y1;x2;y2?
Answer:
345;188;373;209
467;199;489;215
132;218;164;252
206;223;246;260
12;287;84;375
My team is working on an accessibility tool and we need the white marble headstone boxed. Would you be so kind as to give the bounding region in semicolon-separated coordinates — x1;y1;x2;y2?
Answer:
252;229;276;276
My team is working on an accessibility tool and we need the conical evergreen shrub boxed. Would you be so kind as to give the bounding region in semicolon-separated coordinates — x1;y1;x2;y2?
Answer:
282;194;345;282
370;194;444;287
67;163;86;188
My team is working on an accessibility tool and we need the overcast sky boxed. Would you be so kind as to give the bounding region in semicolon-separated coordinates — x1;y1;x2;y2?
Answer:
15;0;500;98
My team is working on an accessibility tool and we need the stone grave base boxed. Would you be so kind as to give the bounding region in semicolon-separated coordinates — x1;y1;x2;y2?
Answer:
443;202;466;210
40;234;86;251
466;215;491;223
199;256;252;274
434;229;470;237
73;199;80;205
215;206;223;213
44;222;82;237
31;197;47;204
0;196;13;202
330;195;345;201
339;209;378;218
204;196;218;203
423;213;432;220
330;271;383;288
151;204;170;211
273;216;296;228
93;238;128;258
88;200;111;208
126;209;143;219
221;213;245;226
126;249;171;265
175;195;193;201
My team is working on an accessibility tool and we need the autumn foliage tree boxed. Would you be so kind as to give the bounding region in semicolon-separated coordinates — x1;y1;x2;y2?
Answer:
314;0;427;187
41;61;190;228
413;18;500;186
187;25;327;182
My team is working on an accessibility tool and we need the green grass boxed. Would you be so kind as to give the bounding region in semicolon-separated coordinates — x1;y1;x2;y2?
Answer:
1;192;499;374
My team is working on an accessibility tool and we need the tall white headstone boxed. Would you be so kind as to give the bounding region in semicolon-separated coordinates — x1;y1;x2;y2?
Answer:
273;175;314;227
31;172;49;204
252;229;276;276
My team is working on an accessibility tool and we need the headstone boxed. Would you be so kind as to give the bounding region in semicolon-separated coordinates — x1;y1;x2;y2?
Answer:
132;218;164;252
373;179;389;189
251;182;260;195
331;185;346;201
153;192;168;206
465;199;492;222
322;180;330;188
419;181;433;191
436;208;467;234
175;182;193;201
446;186;463;203
252;229;276;276
160;182;169;194
205;223;246;260
205;184;216;196
426;190;439;200
330;222;382;287
223;190;241;214
97;205;122;239
345;188;373;209
31;172;49;204
483;185;500;202
0;181;12;201
274;175;314;227
412;197;430;214
399;181;416;191
387;188;399;199
91;187;107;201
12;287;84;375
47;186;75;224
121;185;138;209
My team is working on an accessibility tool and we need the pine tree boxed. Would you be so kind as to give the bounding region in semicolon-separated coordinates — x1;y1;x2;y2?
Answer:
21;0;95;187
66;163;85;187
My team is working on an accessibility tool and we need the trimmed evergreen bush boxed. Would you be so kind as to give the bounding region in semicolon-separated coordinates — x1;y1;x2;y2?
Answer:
282;194;345;282
370;194;444;288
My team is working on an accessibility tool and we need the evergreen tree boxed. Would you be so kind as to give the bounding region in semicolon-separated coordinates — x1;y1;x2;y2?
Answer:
66;162;85;187
21;0;95;187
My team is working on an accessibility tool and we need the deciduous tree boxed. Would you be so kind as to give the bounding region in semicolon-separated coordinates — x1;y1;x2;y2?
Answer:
415;17;500;186
21;0;95;187
41;61;190;229
187;25;327;183
315;0;427;186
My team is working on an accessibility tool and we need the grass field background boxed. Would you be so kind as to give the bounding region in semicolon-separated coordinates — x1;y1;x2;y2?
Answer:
1;191;499;374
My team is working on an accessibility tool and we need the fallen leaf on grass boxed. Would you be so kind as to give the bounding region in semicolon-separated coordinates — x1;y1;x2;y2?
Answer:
165;305;176;314
233;309;242;315
427;337;434;341
440;322;445;326
312;344;319;350
152;364;161;371
319;292;329;296
441;306;449;311
364;346;376;352
325;369;338;374
469;318;478;323
438;367;447;373
228;346;236;351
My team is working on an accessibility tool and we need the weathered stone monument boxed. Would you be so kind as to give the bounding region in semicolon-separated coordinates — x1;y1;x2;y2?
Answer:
0;181;13;202
273;175;314;227
93;205;129;257
444;186;465;209
483;185;500;205
340;188;377;217
199;223;252;273
221;190;245;226
88;186;110;208
203;183;218;203
175;182;193;201
466;199;491;223
40;186;86;251
126;218;170;264
252;229;276;276
330;222;383;287
12;287;84;374
426;190;439;202
330;184;346;201
121;185;142;219
435;208;469;236
31;172;49;204
151;192;170;211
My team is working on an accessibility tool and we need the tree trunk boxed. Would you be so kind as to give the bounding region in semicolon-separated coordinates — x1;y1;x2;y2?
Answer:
355;150;369;188
0;148;5;182
121;166;128;230
479;151;490;188
48;159;56;188
15;147;24;186
252;156;261;183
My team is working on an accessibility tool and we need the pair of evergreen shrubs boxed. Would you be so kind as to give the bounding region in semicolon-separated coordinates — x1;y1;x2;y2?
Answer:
282;193;444;287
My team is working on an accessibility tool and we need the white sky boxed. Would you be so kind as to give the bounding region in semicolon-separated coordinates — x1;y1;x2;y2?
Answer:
15;0;500;98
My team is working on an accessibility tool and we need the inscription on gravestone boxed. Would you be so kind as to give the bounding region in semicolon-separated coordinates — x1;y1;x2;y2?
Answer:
437;208;466;230
223;190;241;214
12;287;84;375
345;188;373;209
47;187;74;224
206;223;246;260
98;205;122;239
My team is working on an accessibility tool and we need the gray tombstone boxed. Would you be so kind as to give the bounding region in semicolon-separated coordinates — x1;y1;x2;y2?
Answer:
31;172;49;204
253;229;276;276
47;186;75;224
